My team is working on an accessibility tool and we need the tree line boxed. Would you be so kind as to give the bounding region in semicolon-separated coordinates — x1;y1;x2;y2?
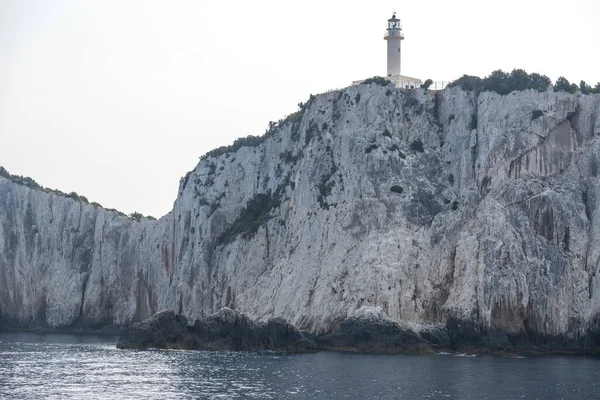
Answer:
447;69;600;95
0;166;155;221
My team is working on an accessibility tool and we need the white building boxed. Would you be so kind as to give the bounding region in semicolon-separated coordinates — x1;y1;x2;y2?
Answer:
353;13;421;89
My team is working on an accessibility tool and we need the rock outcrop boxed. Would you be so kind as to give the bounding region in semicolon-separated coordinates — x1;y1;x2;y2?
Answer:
117;310;190;349
117;309;316;353
2;83;600;353
316;306;432;353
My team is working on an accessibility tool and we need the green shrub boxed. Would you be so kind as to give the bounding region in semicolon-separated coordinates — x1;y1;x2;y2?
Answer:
316;165;338;209
410;140;424;152
365;144;378;153
483;70;511;95
106;208;127;218
554;76;579;94
447;75;483;92
279;150;302;164
317;178;335;209
0;166;43;191
67;192;88;203
382;129;392;138
405;96;420;108
421;79;433;90
388;144;407;159
180;171;192;189
579;80;593;95
0;165;145;220
207;162;216;175
447;69;551;94
390;185;404;194
509;69;530;92
528;73;552;92
362;76;393;86
200;95;316;161
452;201;459;211
531;110;544;120
217;189;283;244
283;110;302;127
305;121;319;145
201;135;264;161
129;212;143;222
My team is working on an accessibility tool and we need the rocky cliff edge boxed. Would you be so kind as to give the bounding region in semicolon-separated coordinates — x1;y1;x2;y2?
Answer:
2;83;600;352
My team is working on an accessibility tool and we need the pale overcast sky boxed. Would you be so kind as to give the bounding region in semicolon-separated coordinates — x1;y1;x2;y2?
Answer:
1;0;598;217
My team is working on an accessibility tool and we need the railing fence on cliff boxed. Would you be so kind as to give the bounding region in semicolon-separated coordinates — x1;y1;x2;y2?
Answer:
319;81;450;96
320;88;344;95
429;81;449;90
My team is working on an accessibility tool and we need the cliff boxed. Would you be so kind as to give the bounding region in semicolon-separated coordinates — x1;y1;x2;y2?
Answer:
2;83;600;351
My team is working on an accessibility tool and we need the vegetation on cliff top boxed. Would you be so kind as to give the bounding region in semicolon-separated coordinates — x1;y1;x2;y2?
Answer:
448;69;600;95
360;76;393;87
196;94;317;163
0;166;156;221
193;69;596;183
181;93;319;190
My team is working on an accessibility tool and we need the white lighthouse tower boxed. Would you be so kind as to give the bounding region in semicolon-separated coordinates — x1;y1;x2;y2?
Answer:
383;13;421;89
352;12;422;89
385;13;403;77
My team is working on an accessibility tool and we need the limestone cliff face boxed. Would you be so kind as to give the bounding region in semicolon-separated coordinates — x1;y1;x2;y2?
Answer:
2;84;600;346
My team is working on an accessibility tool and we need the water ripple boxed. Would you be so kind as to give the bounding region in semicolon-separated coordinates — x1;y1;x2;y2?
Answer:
1;332;599;399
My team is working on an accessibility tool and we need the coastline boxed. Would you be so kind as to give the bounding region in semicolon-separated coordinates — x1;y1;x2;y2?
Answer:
2;327;599;357
0;323;123;336
111;308;600;357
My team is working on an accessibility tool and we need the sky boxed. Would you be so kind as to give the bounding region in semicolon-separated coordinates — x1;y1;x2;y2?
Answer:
1;0;599;218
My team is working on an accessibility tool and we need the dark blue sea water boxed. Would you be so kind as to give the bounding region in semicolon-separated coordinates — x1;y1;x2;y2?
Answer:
0;332;599;399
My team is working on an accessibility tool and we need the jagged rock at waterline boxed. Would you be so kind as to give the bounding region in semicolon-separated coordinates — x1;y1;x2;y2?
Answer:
2;83;600;353
315;306;433;353
117;309;316;353
117;310;190;350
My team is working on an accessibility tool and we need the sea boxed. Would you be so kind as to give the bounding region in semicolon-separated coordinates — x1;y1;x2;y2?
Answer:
0;331;598;399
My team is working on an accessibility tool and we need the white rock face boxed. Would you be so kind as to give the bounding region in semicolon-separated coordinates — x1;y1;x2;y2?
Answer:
2;85;600;343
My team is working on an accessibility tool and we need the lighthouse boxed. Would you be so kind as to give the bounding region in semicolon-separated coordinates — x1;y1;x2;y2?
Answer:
383;12;421;89
352;13;422;89
384;13;404;77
